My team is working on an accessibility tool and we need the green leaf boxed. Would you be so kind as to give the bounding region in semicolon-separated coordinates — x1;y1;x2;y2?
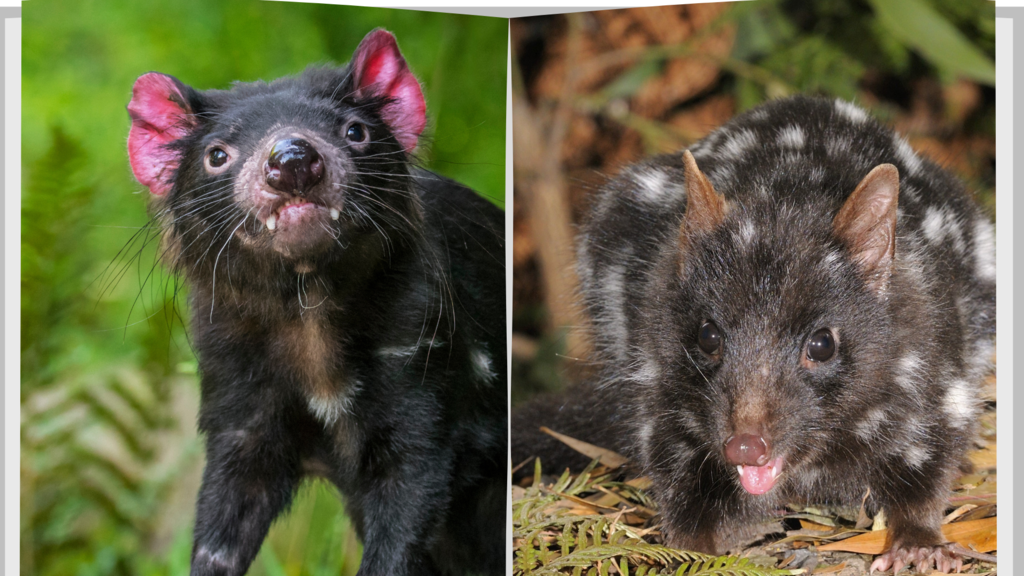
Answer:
599;59;663;102
867;0;995;85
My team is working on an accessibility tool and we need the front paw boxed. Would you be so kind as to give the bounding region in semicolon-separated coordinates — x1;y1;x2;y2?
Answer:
869;543;963;574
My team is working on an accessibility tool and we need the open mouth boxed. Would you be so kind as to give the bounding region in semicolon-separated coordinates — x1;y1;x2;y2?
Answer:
736;456;785;495
262;198;341;232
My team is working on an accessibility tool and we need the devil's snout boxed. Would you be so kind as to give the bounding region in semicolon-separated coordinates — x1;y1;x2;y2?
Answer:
265;138;324;195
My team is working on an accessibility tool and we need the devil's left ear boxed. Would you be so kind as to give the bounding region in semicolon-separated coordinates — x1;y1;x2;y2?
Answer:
127;72;198;196
349;29;427;152
833;164;900;295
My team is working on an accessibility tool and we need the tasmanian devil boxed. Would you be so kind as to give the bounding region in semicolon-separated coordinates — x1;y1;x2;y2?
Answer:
126;29;506;576
512;96;995;574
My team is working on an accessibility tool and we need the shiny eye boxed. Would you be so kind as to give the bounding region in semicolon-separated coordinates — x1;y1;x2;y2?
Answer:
208;148;229;168
697;321;723;356
346;123;367;142
806;328;837;362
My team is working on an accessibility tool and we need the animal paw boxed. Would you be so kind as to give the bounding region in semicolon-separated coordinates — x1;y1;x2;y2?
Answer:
869;543;964;574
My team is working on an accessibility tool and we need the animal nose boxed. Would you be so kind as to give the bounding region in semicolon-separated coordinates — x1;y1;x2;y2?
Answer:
265;138;324;195
724;434;770;466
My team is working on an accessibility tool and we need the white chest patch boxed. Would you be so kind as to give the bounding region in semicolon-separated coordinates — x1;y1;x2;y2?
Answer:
307;383;359;425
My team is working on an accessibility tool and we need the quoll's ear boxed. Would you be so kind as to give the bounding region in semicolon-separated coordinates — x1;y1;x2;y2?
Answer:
350;29;427;152
679;150;728;258
127;72;196;196
833;164;900;295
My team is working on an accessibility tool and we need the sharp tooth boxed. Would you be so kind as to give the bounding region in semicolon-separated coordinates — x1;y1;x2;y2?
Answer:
737;465;744;475
330;208;340;220
266;214;277;231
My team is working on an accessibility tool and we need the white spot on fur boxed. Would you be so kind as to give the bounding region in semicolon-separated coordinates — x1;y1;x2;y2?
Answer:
834;99;868;123
471;348;497;382
719;129;758;160
855;407;886;440
631;355;661;385
921;207;966;254
735;219;756;247
821;250;841;273
638;420;654;464
943;379;975;427
634;168;669;203
777;125;805;149
893;136;923;175
601;262;630;361
973;218;996;280
894;353;923;392
904;444;930;468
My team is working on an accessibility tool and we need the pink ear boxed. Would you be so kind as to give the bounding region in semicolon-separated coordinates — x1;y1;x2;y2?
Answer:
127;73;195;195
350;29;427;152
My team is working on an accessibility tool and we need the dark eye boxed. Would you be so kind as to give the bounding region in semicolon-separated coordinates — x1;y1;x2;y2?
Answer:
208;148;229;168
806;328;837;362
697;321;722;356
346;123;367;142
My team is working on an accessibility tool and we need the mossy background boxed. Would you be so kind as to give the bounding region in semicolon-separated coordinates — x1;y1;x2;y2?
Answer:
21;2;506;575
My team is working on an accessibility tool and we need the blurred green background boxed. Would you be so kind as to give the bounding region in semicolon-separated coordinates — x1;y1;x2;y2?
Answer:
21;2;506;575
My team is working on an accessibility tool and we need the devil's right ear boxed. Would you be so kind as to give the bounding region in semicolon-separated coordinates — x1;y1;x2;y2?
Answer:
127;72;197;196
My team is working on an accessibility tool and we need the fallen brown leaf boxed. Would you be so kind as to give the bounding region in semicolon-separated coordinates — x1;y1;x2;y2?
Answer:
539;426;629;468
818;517;996;554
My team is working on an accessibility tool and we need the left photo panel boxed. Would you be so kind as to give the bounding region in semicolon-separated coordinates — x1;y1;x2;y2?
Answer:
21;2;507;575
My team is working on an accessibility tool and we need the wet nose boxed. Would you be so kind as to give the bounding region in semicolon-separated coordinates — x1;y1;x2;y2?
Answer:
724;434;770;466
265;138;324;195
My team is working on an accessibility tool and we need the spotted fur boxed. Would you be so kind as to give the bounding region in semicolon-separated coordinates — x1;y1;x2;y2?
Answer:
513;96;995;562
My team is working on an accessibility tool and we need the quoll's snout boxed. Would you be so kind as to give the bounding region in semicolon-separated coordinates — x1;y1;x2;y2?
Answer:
724;433;769;466
265;138;324;195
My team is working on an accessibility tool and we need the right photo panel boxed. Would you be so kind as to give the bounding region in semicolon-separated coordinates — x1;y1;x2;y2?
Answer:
510;1;997;574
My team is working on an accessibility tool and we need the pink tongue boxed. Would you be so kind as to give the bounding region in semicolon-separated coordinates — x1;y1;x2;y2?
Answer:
737;460;781;495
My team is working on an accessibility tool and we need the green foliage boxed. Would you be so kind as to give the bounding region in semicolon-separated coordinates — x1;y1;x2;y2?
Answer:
513;461;799;576
728;0;995;109
867;0;995;85
22;1;506;574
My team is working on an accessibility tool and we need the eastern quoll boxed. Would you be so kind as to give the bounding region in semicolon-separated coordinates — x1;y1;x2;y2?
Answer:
126;29;506;576
512;96;995;573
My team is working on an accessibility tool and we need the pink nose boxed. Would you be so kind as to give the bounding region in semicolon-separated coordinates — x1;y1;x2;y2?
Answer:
724;434;770;466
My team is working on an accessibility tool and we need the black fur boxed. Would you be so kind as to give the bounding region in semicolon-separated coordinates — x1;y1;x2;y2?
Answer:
513;96;995;563
129;46;506;576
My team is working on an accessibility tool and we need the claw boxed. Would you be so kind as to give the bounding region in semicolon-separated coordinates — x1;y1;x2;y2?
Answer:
871;543;965;574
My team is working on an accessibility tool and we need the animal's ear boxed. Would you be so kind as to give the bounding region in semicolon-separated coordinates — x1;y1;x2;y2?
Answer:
127;72;197;196
679;150;728;258
350;28;426;152
833;164;900;294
